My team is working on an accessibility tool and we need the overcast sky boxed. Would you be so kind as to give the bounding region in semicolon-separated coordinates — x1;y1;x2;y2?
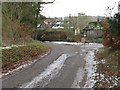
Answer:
42;0;119;17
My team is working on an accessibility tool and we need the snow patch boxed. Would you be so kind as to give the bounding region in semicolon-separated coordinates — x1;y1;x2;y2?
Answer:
71;68;85;88
20;52;78;88
1;51;49;77
77;43;103;88
84;50;97;88
64;42;103;88
0;45;24;49
20;54;67;88
80;43;103;50
52;41;80;45
100;59;106;64
1;60;37;77
52;41;103;48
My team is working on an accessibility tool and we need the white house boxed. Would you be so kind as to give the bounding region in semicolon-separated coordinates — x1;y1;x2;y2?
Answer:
52;22;64;29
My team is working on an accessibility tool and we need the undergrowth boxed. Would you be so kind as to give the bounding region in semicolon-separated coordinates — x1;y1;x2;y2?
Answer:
94;47;119;88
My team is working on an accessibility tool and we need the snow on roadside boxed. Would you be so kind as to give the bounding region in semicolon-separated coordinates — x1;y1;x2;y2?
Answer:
52;41;103;49
53;41;103;88
52;41;80;45
83;43;103;88
84;50;97;88
1;60;37;78
1;51;50;78
0;44;24;49
2;41;104;88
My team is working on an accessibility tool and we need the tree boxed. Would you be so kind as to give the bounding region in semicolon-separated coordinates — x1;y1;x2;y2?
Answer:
69;13;96;31
101;13;120;49
105;2;116;17
2;1;54;45
109;13;120;36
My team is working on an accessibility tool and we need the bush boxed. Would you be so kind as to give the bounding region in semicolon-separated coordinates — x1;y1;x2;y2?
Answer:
95;48;119;88
41;30;67;41
101;15;120;50
2;41;49;71
109;13;120;36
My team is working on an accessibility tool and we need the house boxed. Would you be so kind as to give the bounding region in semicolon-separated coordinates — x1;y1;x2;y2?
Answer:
83;22;104;42
52;22;64;29
37;18;56;29
75;28;80;35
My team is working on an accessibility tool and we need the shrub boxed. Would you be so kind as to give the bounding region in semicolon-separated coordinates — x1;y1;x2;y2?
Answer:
100;14;120;50
95;48;119;88
41;30;67;41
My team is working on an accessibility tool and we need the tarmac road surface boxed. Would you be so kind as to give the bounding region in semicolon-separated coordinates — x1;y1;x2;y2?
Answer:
2;42;102;88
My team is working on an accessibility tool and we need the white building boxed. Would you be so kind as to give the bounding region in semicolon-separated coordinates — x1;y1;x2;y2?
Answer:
52;22;64;29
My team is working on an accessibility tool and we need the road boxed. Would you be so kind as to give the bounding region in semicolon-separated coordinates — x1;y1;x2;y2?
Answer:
2;42;103;88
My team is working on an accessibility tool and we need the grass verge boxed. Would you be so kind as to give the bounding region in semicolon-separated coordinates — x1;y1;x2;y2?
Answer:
94;47;119;88
2;41;50;73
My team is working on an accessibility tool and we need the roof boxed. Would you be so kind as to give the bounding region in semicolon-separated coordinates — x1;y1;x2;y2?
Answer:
83;22;104;30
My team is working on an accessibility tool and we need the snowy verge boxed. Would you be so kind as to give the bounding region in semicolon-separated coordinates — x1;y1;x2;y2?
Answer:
84;50;97;88
83;43;103;88
52;41;103;48
1;50;50;78
52;41;80;45
0;45;24;50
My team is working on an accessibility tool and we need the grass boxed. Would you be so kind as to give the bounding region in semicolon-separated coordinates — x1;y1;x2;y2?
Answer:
94;47;119;88
2;41;50;73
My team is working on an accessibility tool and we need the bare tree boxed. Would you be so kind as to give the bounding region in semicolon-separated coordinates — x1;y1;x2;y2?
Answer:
105;2;116;17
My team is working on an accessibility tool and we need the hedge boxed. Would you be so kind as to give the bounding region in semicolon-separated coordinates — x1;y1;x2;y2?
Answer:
41;30;67;41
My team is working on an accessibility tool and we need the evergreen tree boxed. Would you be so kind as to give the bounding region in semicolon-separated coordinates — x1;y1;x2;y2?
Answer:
109;13;120;36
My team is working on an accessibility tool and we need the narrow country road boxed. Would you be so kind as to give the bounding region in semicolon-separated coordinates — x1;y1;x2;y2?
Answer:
2;42;103;88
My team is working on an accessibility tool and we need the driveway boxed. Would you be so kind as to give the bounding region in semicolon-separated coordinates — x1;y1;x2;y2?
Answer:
2;42;103;88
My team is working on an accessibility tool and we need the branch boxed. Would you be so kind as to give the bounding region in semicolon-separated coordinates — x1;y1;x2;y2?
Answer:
105;2;116;17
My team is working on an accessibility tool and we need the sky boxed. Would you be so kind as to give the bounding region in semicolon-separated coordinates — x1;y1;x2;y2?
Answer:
42;0;120;17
